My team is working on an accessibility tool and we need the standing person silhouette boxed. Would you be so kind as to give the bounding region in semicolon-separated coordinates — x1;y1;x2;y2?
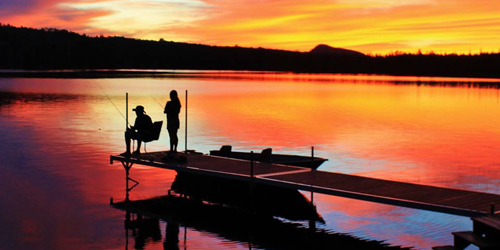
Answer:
164;90;181;152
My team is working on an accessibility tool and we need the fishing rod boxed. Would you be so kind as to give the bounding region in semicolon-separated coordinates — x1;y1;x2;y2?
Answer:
98;85;131;127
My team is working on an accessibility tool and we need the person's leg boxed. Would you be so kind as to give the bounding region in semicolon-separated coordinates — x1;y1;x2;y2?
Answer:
168;129;175;152
124;130;131;154
126;130;141;154
172;129;178;152
135;133;142;154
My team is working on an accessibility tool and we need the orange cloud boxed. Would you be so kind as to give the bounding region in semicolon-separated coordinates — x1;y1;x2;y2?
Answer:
173;0;500;54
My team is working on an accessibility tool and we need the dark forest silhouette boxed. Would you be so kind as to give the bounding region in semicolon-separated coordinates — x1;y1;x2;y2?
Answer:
1;24;499;78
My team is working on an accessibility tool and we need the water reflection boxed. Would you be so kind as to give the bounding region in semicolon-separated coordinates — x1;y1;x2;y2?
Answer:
124;214;162;250
0;91;80;106
113;193;410;250
1;73;499;250
171;172;323;222
0;88;176;250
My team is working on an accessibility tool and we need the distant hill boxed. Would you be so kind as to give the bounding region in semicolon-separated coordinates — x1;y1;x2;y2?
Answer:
310;44;365;57
0;24;499;78
0;24;366;72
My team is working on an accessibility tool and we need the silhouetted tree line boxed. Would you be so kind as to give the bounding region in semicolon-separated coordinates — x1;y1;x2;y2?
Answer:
1;24;499;78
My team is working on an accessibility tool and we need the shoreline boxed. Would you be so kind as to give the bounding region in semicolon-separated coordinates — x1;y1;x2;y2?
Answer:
1;69;500;88
2;68;500;80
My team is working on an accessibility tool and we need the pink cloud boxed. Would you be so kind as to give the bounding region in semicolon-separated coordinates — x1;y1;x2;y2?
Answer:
1;0;116;36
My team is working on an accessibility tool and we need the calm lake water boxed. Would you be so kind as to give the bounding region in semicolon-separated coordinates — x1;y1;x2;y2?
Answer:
1;72;499;250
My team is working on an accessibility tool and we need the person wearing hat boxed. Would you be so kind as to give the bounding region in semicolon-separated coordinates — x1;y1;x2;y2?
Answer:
123;105;153;155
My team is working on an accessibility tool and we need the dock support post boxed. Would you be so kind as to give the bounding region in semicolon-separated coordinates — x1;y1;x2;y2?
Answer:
311;146;315;171
185;90;188;153
125;210;130;250
311;192;314;209
310;146;315;210
184;226;187;247
122;161;136;203
309;193;316;232
250;151;254;213
125;163;130;202
249;151;255;250
126;92;128;130
309;146;317;234
250;151;254;180
165;221;180;249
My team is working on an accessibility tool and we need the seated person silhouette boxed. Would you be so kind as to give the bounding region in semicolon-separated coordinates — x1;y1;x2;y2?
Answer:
122;105;153;156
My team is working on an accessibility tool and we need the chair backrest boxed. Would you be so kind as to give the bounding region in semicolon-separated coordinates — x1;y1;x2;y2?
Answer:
220;145;232;156
143;121;163;142
259;148;272;162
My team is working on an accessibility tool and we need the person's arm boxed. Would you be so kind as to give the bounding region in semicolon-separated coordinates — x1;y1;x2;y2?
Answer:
132;118;138;131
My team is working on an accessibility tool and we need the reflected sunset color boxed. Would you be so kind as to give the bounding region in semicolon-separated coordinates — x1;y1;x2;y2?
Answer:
1;73;499;250
191;77;500;192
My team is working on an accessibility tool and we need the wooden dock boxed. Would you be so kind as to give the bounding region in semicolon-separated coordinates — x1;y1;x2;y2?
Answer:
110;151;500;217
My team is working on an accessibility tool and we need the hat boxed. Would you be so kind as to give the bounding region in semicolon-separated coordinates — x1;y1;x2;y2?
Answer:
132;105;145;113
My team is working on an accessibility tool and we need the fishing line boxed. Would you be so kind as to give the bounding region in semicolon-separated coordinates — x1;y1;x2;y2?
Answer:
98;84;131;127
150;94;164;109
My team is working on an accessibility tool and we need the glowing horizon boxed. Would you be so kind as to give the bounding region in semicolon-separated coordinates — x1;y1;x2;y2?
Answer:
1;0;500;55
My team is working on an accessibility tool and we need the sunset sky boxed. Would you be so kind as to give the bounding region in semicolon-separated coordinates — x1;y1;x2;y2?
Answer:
1;0;499;54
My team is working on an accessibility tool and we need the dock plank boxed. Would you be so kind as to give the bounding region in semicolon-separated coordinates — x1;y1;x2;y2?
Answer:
266;171;500;216
110;151;500;217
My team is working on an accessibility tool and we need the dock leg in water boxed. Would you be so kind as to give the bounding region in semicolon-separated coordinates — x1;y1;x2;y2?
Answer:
164;222;180;250
121;161;138;202
309;191;316;231
249;151;255;214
